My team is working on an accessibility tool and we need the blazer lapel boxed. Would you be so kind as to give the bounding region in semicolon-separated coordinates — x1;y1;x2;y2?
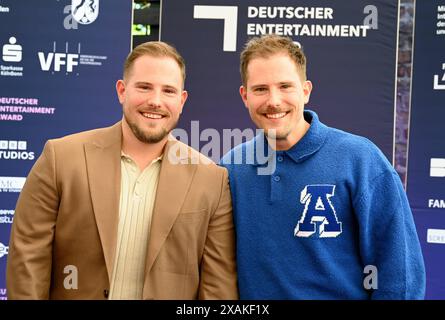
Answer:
144;136;197;275
84;122;122;282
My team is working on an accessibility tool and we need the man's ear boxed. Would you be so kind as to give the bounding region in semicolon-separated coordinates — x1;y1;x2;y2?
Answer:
303;80;312;104
116;79;126;104
239;85;248;108
178;90;188;114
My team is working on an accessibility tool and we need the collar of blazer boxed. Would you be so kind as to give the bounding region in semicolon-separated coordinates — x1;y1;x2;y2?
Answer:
83;121;212;282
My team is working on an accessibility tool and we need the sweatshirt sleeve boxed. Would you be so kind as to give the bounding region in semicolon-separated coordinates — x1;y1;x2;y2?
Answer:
355;170;426;299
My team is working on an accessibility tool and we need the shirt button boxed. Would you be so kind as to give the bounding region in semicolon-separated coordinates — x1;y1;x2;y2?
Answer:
273;175;281;182
277;156;284;162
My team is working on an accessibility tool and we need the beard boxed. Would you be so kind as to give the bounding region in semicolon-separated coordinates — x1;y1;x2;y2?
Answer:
264;127;291;140
124;113;178;144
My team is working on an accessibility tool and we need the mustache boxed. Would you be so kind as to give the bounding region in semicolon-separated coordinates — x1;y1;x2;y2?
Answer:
139;106;169;117
258;106;288;114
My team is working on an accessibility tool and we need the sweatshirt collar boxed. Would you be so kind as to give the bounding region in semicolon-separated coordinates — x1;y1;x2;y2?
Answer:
284;109;328;163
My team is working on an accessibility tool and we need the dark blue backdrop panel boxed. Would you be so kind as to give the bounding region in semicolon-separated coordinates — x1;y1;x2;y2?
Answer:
0;0;132;299
160;0;398;161
407;0;445;299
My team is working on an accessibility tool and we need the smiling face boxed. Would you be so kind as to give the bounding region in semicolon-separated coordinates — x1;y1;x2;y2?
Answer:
240;53;312;150
116;54;187;144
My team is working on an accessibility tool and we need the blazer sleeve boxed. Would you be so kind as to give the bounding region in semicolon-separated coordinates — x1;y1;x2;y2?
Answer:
198;168;238;299
7;140;59;299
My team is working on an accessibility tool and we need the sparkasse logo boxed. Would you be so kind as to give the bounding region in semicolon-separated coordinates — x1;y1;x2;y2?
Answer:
1;36;24;77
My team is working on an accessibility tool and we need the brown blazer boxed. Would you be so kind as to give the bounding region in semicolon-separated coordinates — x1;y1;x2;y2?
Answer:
6;122;238;299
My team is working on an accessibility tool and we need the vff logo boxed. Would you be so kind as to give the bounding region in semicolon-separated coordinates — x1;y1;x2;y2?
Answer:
72;0;99;25
38;42;79;74
0;242;8;258
294;185;342;238
433;63;445;90
2;36;22;62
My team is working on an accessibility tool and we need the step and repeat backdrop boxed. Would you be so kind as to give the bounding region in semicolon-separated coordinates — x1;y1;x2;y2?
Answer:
406;1;445;299
160;0;398;161
0;0;443;299
0;0;132;299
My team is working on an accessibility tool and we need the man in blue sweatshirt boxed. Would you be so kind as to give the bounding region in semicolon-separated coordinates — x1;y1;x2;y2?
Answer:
220;34;425;299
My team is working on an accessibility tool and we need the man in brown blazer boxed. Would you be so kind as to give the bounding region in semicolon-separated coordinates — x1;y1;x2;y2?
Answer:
6;41;238;300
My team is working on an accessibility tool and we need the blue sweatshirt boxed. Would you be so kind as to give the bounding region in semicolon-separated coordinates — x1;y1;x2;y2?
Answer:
220;110;425;300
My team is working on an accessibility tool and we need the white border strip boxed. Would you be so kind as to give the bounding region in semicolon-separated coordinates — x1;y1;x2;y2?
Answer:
405;0;417;192
159;0;163;40
393;0;401;168
130;1;135;50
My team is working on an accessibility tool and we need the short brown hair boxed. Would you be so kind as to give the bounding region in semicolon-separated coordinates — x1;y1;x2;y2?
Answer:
240;34;307;86
123;41;186;86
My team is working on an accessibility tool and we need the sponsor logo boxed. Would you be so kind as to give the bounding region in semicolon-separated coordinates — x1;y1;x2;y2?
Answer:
72;0;99;25
0;288;6;300
428;199;445;209
430;158;445;177
0;3;9;13
0;242;8;258
38;41;107;75
193;5;375;52
0;209;14;224
1;36;24;77
433;63;445;90
0;140;35;160
38;42;79;74
0;97;56;122
0;176;26;192
2;36;21;62
427;229;445;244
63;0;99;29
194;6;238;52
